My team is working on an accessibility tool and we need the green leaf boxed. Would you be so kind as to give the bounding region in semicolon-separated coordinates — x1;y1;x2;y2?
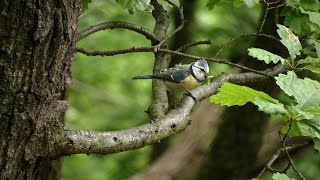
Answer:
206;0;226;10
206;0;259;9
296;108;320;124
233;0;244;7
282;121;302;137
252;98;288;114
116;0;151;14
300;0;320;11
297;56;320;65
242;0;259;7
309;39;320;58
248;48;286;64
297;56;320;74
299;121;320;138
287;0;320;11
300;8;320;27
285;0;300;8
272;173;293;180
303;65;320;74
275;71;320;110
281;8;320;36
210;83;287;114
276;24;302;60
210;82;277;106
132;0;152;11
282;121;320;138
314;139;320;152
117;0;129;8
82;0;92;11
305;122;320;138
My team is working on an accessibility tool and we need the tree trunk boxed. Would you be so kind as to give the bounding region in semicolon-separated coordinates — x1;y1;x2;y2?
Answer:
0;0;81;179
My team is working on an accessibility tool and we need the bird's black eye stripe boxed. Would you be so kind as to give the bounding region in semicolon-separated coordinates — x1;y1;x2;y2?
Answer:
194;65;205;72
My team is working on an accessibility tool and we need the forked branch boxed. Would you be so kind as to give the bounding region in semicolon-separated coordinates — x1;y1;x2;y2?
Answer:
51;64;287;157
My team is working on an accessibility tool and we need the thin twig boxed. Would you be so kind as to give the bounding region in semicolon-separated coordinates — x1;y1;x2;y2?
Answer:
258;119;306;179
280;122;306;180
76;46;154;56
268;0;285;5
212;1;284;62
156;21;186;48
265;152;291;174
282;118;292;142
281;143;306;180
214;33;280;58
76;21;160;43
268;3;285;10
76;46;273;77
258;0;286;32
155;0;185;48
256;143;310;178
175;40;212;52
258;1;269;33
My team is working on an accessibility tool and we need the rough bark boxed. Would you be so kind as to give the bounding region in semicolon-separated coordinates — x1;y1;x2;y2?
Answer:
0;0;81;179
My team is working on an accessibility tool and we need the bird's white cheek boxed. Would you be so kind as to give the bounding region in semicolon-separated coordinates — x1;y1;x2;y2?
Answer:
194;70;205;80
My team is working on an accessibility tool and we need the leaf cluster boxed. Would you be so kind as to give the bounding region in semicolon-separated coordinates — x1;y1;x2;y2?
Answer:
206;0;259;10
282;0;320;36
116;0;153;14
210;23;320;155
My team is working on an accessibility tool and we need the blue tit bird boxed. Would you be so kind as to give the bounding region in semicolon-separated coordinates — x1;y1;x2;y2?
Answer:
132;58;210;93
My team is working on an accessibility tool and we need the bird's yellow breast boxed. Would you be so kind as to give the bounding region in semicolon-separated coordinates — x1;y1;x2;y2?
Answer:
164;75;201;93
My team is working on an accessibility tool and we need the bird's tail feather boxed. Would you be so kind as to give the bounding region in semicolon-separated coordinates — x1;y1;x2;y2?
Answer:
132;75;153;80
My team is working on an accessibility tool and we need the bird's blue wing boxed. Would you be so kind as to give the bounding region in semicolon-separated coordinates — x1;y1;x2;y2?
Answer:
152;68;190;83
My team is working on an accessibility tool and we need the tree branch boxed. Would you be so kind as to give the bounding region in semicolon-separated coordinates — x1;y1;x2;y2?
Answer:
76;21;159;43
174;40;211;52
256;143;310;178
76;47;274;77
147;0;171;120
258;0;286;32
50;64;288;157
256;120;309;179
280;130;306;180
75;46;153;56
154;0;185;49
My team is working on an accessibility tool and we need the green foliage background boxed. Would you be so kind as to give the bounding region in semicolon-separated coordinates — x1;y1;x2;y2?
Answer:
62;0;320;179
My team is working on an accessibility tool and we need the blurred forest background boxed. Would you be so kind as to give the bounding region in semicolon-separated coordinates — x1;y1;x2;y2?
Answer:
61;0;320;179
